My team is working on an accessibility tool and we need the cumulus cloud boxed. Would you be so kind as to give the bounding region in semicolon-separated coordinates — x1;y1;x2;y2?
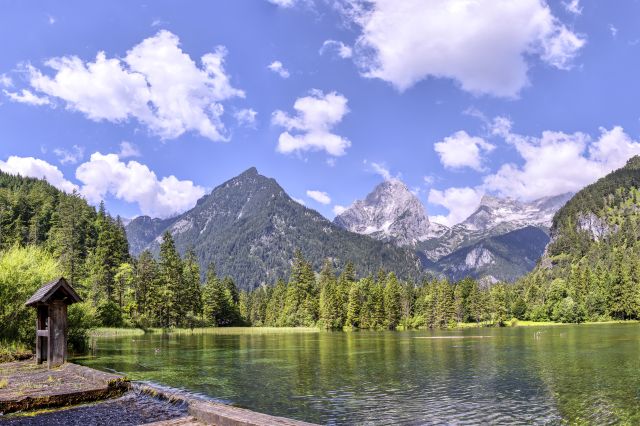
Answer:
434;130;495;171
0;74;13;88
272;90;351;156
292;197;306;206
306;189;331;204
234;108;257;127
333;205;347;216
4;89;50;106
268;0;296;7
119;141;141;158
18;30;244;141
267;61;290;78
484;123;640;200
320;40;353;59
76;152;205;218
428;186;484;227
340;0;585;97
563;0;582;15
54;145;85;165
0;156;78;193
363;160;392;180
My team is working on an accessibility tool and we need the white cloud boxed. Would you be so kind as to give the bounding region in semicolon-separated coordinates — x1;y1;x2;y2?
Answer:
423;175;435;185
54;145;85;165
609;24;618;38
341;0;585;97
0;74;13;88
4;89;50;106
428;186;483;226
234;108;257;127
306;190;331;205
48;15;56;25
333;205;347;215
268;0;296;7
272;90;351;156
292;197;306;206
0;156;78;193
267;61;290;79
563;0;582;15
364;160;392;180
119;141;141;158
20;30;244;141
484;125;640;200
434;130;495;171
76;152;205;218
320;40;353;59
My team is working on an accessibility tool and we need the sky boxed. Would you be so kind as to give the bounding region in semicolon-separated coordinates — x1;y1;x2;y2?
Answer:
1;0;640;226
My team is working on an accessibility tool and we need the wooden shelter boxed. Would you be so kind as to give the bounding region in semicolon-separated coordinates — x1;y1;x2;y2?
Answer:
25;277;82;368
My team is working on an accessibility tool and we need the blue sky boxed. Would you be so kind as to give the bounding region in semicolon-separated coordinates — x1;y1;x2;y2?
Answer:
1;0;640;225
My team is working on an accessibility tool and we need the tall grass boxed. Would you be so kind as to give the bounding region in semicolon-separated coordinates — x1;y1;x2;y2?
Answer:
90;326;319;338
0;341;32;363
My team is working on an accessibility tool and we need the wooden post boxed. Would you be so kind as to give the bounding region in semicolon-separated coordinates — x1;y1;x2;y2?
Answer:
48;300;67;368
35;305;48;365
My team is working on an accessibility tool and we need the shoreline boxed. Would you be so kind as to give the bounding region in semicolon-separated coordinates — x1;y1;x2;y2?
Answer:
88;319;640;338
0;361;318;425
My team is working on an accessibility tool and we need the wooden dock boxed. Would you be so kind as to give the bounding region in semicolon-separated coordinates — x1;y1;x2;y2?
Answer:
0;361;319;425
0;360;130;414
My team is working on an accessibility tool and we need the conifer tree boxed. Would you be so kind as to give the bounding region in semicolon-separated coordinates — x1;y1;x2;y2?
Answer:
383;272;402;329
319;260;342;329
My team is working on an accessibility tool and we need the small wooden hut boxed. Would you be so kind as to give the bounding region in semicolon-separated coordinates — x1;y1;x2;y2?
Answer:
25;277;82;368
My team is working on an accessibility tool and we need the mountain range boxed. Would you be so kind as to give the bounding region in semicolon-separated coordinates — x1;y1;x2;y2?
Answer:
127;167;573;288
126;168;422;290
333;179;571;283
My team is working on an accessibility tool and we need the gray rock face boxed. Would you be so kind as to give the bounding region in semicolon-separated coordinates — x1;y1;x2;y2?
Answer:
334;179;442;246
461;193;573;232
421;192;573;262
125;167;421;290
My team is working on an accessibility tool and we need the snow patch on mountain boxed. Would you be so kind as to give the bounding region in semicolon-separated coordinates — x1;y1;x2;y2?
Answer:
334;178;438;246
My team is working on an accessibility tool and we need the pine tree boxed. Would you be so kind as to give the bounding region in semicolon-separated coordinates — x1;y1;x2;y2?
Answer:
183;248;203;328
383;272;402;329
319;260;342;329
158;232;182;327
345;280;363;328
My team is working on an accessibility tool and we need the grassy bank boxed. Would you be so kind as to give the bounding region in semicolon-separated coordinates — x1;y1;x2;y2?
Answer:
0;342;32;363
90;326;319;338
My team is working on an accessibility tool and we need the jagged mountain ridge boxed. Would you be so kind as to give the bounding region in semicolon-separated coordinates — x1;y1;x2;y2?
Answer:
419;192;573;262
432;226;550;284
334;179;446;246
126;167;422;290
333;177;572;282
126;215;178;255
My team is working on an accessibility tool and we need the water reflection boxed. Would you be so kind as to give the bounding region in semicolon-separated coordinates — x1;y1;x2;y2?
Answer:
78;324;640;425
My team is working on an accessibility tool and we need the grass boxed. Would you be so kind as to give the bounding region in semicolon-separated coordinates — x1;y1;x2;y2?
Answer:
89;328;146;338
0;342;32;363
90;326;319;338
89;320;640;338
0;378;8;389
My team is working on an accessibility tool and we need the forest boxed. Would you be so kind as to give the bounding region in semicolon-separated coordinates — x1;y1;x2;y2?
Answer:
2;167;640;358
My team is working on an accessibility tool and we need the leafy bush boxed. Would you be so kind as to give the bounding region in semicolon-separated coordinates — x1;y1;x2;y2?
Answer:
0;245;60;345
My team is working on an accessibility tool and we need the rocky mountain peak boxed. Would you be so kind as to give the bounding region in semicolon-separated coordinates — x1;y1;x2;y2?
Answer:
334;178;433;246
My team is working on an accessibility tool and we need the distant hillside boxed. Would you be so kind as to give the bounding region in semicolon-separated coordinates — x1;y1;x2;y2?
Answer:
434;226;549;283
127;167;422;290
127;215;178;255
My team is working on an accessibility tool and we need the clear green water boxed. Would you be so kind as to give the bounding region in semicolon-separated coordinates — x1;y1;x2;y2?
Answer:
76;324;640;425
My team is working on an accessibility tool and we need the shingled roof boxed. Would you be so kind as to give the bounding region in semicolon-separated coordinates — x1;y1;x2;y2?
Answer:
25;277;82;307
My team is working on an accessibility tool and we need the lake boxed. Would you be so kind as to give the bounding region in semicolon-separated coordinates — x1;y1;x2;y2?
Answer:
76;324;640;425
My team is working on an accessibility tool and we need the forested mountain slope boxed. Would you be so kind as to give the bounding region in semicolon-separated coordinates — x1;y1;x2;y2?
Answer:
517;156;640;321
128;168;422;290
